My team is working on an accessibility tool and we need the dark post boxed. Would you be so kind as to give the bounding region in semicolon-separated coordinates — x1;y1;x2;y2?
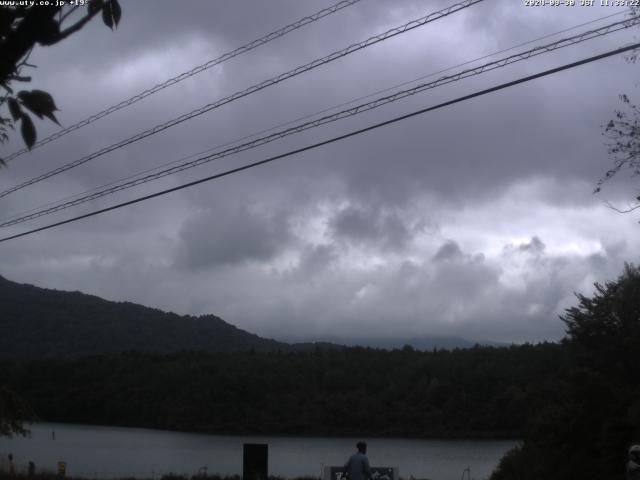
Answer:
57;461;66;478
243;443;268;480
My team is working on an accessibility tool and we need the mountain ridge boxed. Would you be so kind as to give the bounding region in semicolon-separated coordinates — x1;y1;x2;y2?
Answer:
0;274;294;359
0;275;492;359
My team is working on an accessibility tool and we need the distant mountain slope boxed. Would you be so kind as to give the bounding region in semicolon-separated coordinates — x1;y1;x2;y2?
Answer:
0;275;292;359
284;335;506;351
346;335;507;350
0;275;496;359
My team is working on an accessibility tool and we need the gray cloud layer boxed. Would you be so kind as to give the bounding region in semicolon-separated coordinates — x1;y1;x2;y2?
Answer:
1;0;639;344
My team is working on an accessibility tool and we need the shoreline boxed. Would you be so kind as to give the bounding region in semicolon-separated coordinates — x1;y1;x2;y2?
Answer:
1;425;512;480
18;421;521;442
1;472;433;480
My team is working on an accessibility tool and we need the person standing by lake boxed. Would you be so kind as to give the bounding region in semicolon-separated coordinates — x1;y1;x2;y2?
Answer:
344;441;372;480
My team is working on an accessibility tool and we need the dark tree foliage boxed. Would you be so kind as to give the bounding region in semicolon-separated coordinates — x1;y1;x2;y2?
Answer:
0;473;251;480
598;94;640;214
0;386;34;437
563;262;640;379
491;264;640;480
0;0;121;158
0;343;566;439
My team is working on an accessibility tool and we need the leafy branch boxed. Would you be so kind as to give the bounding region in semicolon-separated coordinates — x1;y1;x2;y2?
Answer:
597;94;640;220
0;0;121;163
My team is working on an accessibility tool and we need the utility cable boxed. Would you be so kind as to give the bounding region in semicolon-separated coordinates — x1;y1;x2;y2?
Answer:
1;15;637;228
0;0;483;199
0;8;624;226
1;41;638;244
1;0;364;163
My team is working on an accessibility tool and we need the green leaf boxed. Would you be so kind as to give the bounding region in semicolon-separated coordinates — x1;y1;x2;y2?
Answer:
17;90;60;125
7;97;21;121
101;0;121;30
111;0;121;27
45;111;59;125
102;0;113;29
20;113;36;149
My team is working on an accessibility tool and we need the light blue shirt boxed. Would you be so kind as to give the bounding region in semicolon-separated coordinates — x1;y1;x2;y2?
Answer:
344;452;371;480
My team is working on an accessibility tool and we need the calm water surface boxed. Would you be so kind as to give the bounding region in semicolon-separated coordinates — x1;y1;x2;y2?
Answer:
0;423;516;480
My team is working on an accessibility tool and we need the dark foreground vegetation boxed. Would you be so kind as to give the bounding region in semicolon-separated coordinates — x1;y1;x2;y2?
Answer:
0;473;322;480
490;264;640;480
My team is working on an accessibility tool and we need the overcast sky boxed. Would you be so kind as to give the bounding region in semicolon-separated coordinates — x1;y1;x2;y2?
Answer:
1;0;640;344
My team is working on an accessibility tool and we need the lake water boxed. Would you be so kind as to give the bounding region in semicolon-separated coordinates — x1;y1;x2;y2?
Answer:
0;423;516;480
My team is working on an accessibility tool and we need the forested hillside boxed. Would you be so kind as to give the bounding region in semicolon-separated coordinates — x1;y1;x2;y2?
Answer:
0;275;291;358
1;343;565;438
0;275;472;357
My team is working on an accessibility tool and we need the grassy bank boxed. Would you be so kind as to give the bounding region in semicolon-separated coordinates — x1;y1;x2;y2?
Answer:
0;473;432;480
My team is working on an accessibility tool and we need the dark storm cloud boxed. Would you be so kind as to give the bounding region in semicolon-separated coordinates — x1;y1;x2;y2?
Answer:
505;236;546;255
427;243;495;306
295;244;338;275
174;204;292;268
328;205;413;250
519;236;545;254
433;240;463;261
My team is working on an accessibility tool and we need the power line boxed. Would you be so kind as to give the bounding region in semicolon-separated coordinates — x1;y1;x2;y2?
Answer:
1;9;624;226
2;15;634;227
1;41;638;244
1;0;364;163
0;0;483;199
2;15;637;228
